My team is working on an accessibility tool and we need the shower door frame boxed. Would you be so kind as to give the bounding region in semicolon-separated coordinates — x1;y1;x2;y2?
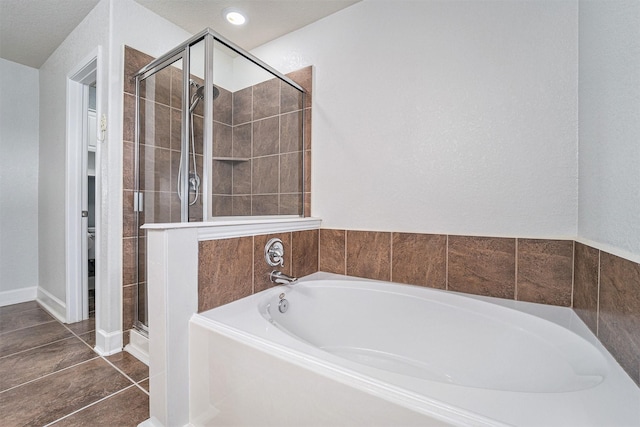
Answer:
132;28;307;333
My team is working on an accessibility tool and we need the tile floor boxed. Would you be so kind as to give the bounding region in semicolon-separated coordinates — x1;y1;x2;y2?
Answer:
0;301;149;426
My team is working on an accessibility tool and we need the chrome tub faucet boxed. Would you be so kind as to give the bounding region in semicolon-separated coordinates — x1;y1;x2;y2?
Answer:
270;270;298;285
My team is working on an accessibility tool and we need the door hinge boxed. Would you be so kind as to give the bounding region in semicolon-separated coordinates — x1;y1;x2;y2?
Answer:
133;192;144;212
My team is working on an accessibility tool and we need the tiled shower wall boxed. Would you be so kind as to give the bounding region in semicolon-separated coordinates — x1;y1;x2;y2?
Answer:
199;228;640;386
122;46;312;341
213;66;312;217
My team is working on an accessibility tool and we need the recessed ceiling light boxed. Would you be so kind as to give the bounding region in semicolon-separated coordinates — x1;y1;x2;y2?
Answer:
223;8;247;26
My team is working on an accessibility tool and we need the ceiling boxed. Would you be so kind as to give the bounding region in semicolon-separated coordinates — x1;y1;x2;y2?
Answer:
0;0;360;69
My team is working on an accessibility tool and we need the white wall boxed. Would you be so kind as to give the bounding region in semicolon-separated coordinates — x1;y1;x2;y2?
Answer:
0;58;39;304
252;0;579;238
578;0;640;259
38;0;189;342
39;0;110;313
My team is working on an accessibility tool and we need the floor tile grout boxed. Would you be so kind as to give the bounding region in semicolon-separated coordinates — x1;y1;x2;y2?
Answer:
43;384;140;427
101;355;146;388
1;301;150;425
0;319;58;337
0;355;100;395
0;334;79;361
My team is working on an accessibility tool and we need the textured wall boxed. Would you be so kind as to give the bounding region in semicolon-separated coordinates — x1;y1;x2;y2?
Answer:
0;58;39;298
252;0;578;238
578;0;640;259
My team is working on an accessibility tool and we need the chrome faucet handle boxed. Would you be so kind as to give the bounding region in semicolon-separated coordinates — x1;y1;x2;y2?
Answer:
265;238;285;267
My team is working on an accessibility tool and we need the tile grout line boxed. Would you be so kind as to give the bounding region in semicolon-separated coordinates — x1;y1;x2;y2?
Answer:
571;240;575;308
0;319;58;338
0;335;82;361
0;356;100;395
100;355;148;392
596;249;601;337
445;235;449;291
514;238;519;301
132;378;150;396
344;229;348;275
389;232;394;282
43;384;139;427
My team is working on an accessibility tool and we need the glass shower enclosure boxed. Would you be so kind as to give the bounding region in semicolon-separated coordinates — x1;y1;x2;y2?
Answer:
132;29;306;333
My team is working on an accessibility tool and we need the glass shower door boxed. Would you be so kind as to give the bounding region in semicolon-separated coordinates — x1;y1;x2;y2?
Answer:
135;56;186;330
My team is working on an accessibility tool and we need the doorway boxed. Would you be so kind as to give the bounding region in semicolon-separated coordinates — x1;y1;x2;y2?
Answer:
66;55;100;327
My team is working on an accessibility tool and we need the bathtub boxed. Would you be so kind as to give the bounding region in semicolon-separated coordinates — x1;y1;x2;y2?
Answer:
189;272;640;426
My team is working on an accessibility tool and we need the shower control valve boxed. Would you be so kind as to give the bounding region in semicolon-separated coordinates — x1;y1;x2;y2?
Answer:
265;238;285;267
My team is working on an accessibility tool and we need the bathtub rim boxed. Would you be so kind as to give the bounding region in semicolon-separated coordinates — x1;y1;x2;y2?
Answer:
190;309;505;427
192;272;640;426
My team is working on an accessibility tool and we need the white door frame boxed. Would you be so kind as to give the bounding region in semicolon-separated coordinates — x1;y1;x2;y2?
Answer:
66;50;100;324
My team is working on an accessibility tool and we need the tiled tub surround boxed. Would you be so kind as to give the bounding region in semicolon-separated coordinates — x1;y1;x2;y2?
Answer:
198;229;318;312
198;227;640;387
123;46;312;340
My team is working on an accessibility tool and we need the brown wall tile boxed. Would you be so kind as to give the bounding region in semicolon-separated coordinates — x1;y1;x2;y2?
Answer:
252;195;279;215
212;195;232;216
123;93;135;142
122;238;136;286
254;233;292;294
599;252;640;386
346;231;391;281
279;194;303;216
253;117;279;157
280;152;302;194
122;140;135;192
319;229;346;274
233;195;251;216
214;86;233;125
170;67;182;109
448;236;515;299
573;242;600;334
252;156;279;194
392;233;446;289
213;122;232;157
232;160;251;195
123;285;135;331
292;230;319;278
253;78;280;120
286;66;313;109
212;161;232;195
233;87;252;125
304;150;311;194
281;81;303;114
198;237;253;312
124;47;153;96
304;108;312;151
280;112;302;153
232;123;251;158
151;66;172;107
517;239;573;306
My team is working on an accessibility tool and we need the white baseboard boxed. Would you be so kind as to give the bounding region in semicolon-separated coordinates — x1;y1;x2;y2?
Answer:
0;286;37;307
37;287;66;322
94;328;123;356
125;329;149;365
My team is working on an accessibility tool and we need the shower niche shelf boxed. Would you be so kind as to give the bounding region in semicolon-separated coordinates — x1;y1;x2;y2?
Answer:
213;157;250;163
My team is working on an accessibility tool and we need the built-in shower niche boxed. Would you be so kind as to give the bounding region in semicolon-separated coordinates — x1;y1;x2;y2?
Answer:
124;29;311;335
213;74;305;216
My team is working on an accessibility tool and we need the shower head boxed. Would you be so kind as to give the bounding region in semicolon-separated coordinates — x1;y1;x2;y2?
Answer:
189;80;220;113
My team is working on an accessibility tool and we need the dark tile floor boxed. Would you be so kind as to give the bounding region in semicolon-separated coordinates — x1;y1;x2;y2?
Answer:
0;301;149;426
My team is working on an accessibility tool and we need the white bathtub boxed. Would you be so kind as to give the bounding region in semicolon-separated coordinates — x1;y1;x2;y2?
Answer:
189;272;640;426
